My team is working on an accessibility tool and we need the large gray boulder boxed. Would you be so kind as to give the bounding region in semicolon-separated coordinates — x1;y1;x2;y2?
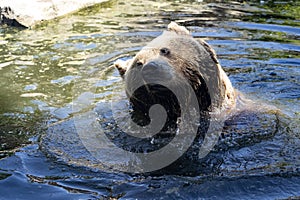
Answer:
0;0;109;28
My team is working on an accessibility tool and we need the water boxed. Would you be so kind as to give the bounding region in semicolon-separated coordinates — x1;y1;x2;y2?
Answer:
0;0;300;199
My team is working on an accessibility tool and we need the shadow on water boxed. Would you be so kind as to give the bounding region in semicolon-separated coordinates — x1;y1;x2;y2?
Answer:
0;0;299;199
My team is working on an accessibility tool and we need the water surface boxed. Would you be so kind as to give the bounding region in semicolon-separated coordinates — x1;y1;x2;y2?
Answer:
0;0;299;199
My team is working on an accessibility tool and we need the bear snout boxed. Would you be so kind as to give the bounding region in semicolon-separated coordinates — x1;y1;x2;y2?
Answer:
141;61;173;83
141;61;159;75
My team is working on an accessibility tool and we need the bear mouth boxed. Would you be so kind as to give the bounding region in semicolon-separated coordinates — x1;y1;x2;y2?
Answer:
129;83;181;124
107;83;181;154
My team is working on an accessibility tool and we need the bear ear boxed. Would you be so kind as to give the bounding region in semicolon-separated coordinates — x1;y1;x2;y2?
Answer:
167;22;190;35
114;59;132;78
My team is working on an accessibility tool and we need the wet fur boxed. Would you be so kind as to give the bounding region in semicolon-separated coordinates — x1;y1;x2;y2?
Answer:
114;22;236;113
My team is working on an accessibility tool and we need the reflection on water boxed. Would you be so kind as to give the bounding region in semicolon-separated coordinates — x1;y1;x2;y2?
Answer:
0;0;299;199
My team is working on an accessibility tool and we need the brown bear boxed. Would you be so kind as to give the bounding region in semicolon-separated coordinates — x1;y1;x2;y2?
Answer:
112;22;242;173
115;22;236;123
41;22;280;175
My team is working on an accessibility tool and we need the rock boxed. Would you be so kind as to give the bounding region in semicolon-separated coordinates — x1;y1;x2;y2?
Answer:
0;0;109;28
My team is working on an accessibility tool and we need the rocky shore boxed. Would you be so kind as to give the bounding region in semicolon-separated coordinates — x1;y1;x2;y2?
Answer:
0;0;109;28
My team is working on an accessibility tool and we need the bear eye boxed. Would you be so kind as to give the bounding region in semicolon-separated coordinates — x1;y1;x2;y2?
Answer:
160;48;170;56
136;61;143;67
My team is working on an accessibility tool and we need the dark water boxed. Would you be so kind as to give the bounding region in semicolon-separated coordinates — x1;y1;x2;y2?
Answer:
0;0;300;199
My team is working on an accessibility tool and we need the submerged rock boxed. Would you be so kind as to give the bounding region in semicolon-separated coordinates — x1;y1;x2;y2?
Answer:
0;0;109;28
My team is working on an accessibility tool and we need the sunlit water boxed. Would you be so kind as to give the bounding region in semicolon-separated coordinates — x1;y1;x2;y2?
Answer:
0;0;299;199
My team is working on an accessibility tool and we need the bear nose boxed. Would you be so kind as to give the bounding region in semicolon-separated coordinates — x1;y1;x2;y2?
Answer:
141;61;160;77
141;62;162;82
